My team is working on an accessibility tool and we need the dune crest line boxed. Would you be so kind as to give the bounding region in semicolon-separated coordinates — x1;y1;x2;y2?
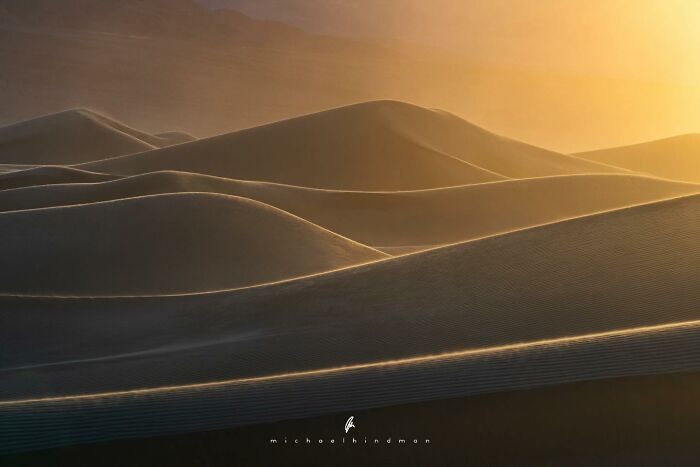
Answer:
4;317;700;407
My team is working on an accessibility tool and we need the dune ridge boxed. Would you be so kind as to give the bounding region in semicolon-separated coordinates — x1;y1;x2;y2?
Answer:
0;109;157;165
3;100;699;459
0;171;696;250
0;192;385;295
79;101;625;190
0;108;198;166
2;192;700;389
0;166;118;191
2;193;700;452
576;133;700;183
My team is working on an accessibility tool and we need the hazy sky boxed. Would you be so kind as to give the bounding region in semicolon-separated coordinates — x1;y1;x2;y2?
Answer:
206;0;700;86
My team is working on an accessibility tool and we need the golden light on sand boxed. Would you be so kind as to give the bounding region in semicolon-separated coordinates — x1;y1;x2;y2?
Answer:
3;317;700;407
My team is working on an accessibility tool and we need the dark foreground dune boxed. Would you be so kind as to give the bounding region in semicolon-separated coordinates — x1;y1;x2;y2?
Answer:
577;133;700;184
2;194;700;455
0;192;385;295
79;101;624;190
5;372;700;466
0;170;696;249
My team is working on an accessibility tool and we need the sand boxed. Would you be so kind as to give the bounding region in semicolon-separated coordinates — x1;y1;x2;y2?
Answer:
2;193;700;455
3;100;700;460
0;192;385;295
0;170;696;249
79;101;625;190
2;192;700;395
577;134;700;184
0;109;158;165
8;372;700;466
0;166;118;191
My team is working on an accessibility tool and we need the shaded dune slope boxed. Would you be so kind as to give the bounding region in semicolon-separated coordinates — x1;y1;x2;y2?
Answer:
153;131;196;146
0;109;195;166
3;194;700;453
2;193;700;398
0;109;159;165
0;166;118;191
0;192;385;295
577;134;700;184
80;101;623;190
0;171;697;249
81;101;504;189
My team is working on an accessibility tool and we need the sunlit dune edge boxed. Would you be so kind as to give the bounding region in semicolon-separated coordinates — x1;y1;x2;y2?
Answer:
0;189;697;299
0;192;386;296
4;317;700;407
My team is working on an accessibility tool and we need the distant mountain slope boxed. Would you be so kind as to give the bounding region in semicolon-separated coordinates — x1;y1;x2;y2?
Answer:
577;134;700;184
0;171;696;250
80;101;620;189
0;193;385;295
0;0;309;45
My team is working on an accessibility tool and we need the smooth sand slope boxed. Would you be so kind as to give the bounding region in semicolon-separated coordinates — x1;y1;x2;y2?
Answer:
0;166;118;191
2;193;700;396
0;108;195;166
577;134;700;184
80;101;623;190
0;109;161;165
3;194;700;454
154;131;196;146
0;192;384;295
81;101;504;190
0;171;697;250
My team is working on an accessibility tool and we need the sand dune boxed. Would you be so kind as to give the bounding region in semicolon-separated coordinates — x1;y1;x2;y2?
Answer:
80;101;624;190
0;166;118;191
154;131;196;145
2;193;700;453
2;193;700;394
577;134;700;184
2;101;697;458
0;171;696;249
0;192;384;295
0;109;160;165
80;101;510;190
0;108;196;166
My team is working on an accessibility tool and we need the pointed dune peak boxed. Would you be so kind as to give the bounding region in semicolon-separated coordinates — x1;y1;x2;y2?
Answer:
0;192;385;296
82;100;507;190
81;100;625;189
353;100;626;178
0;109;158;165
577;134;700;184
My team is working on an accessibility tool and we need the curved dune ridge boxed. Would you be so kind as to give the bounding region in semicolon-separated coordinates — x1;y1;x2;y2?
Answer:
153;131;197;146
79;101;624;190
576;134;700;184
2;193;700;393
0;109;196;166
0;171;697;249
0;109;154;165
2;194;700;454
0;192;385;295
3;102;700;456
0;166;118;191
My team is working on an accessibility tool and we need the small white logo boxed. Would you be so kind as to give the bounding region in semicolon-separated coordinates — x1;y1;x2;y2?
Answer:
344;416;356;434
